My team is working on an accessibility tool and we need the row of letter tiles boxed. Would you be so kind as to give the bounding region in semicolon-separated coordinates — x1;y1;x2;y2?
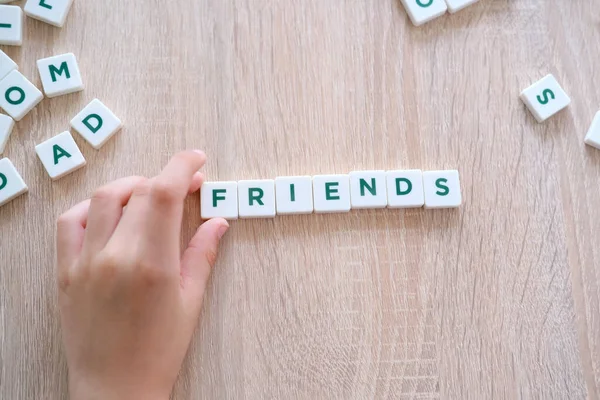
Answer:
0;70;43;121
0;5;22;46
585;111;600;150
200;170;462;220
37;53;84;98
520;74;571;123
24;0;74;28
35;131;86;180
0;157;28;206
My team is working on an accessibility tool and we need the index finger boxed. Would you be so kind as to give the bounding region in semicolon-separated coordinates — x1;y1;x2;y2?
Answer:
154;150;207;202
110;150;206;252
56;199;90;287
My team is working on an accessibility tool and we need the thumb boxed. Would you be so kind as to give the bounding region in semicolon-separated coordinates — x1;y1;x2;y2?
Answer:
180;218;229;314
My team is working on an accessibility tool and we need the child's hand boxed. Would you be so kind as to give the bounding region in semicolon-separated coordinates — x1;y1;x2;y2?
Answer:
56;150;229;400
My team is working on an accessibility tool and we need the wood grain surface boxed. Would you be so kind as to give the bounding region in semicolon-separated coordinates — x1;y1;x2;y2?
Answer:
1;0;599;398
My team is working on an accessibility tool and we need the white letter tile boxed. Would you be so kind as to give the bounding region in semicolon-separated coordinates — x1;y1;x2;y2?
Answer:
349;170;387;209
0;157;27;206
201;181;238;220
0;113;14;154
313;174;351;213
24;0;74;28
71;99;122;149
0;70;44;121
386;169;425;208
423;170;462;209
584;111;600;151
238;179;276;219
37;53;84;98
399;0;447;26
445;0;479;13
0;49;17;81
275;176;313;215
0;5;23;46
520;74;570;123
35;131;86;180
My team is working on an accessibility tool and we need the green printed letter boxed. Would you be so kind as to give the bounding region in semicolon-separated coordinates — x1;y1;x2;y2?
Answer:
289;183;296;202
359;178;377;196
212;189;226;207
325;182;340;200
537;89;555;105
49;62;71;82
416;0;434;7
249;188;264;206
82;114;103;134
0;173;7;191
435;178;449;196
53;145;71;165
395;178;412;195
5;87;25;105
39;0;52;9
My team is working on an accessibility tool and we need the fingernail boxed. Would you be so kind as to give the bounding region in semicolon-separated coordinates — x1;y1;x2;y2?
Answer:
193;150;205;156
217;223;229;239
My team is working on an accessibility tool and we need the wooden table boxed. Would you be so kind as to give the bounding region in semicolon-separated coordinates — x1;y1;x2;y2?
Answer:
1;0;598;398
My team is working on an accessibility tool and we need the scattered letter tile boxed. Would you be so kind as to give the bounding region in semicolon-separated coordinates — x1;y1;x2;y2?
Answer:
35;131;86;180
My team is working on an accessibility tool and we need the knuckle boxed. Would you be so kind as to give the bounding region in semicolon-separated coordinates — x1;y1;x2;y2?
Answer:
150;180;179;205
97;248;122;268
91;186;117;203
57;268;72;291
132;178;152;197
136;261;171;287
129;175;146;183
57;208;79;228
56;212;71;228
92;249;125;281
67;259;91;284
